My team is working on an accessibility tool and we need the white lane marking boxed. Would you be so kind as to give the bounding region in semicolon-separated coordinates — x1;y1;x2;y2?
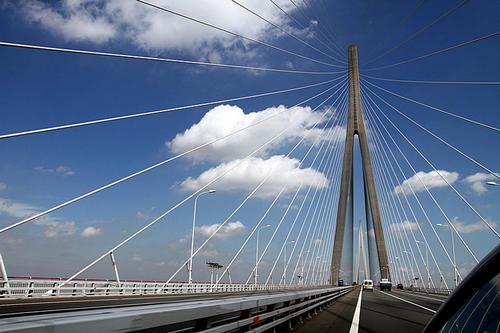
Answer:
394;290;447;302
379;291;436;313
349;288;363;333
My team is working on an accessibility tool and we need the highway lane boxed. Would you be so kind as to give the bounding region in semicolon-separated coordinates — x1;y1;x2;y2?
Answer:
0;290;289;318
293;287;446;332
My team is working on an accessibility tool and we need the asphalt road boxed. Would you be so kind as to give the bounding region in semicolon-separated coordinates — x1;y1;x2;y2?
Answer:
294;287;446;333
0;290;283;318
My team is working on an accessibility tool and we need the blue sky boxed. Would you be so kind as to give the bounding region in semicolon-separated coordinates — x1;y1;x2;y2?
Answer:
0;0;499;286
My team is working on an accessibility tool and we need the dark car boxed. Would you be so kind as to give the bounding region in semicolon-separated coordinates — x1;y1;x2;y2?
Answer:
396;283;403;290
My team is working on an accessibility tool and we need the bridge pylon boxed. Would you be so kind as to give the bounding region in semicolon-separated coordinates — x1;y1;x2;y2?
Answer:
330;45;390;285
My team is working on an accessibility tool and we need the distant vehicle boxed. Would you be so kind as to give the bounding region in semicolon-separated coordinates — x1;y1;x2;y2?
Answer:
380;278;392;291
396;283;403;290
363;279;374;291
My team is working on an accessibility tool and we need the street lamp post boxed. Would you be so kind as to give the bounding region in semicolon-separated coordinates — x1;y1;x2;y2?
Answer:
255;224;271;286
416;240;430;290
486;181;500;186
189;189;216;285
282;240;295;285
437;223;457;288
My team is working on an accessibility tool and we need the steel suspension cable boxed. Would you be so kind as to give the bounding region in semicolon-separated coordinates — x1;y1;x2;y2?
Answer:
363;83;500;238
217;86;348;285
231;0;345;64
0;79;346;235
360;78;500;132
137;0;343;68
362;87;482;263
361;90;455;286
363;31;500;72
268;0;346;61
164;83;345;288
0;75;345;140
0;41;343;77
365;0;471;65
361;74;500;86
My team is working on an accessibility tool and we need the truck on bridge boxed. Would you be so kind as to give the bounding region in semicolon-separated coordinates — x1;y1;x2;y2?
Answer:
379;278;392;291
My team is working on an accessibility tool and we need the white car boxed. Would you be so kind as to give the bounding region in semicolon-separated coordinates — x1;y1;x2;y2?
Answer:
363;279;374;291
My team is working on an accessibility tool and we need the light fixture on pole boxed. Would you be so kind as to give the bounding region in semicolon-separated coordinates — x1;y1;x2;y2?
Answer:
255;224;271;286
486;181;500;186
416;240;430;290
437;223;457;288
188;189;216;284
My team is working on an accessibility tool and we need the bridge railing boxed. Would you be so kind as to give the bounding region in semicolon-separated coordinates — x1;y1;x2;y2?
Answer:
0;277;328;298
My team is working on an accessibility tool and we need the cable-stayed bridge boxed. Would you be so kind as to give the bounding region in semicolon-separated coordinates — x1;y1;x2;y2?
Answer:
0;0;499;332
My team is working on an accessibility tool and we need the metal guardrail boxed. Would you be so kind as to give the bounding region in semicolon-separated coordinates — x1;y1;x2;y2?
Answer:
0;277;329;298
0;286;354;332
402;286;453;296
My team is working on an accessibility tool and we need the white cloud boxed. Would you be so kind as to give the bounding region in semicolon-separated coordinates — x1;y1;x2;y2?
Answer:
136;211;150;220
464;172;500;194
0;183;6;191
389;221;419;236
131;255;143;262
81;226;102;237
167;104;344;163
180;156;328;198
0;197;76;237
451;217;497;234
35;165;75;176
17;0;312;61
394;170;459;195
196;221;247;239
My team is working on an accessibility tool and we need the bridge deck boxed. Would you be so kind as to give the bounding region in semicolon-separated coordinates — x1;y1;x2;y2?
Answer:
293;288;445;332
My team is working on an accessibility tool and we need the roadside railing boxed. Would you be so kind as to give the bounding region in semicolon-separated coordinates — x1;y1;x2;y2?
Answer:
0;276;330;298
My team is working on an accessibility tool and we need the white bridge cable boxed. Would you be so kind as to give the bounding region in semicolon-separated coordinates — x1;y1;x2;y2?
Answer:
313;137;348;284
286;103;348;285
363;0;427;63
53;81;345;291
137;0;344;68
302;135;346;285
361;74;500;86
243;94;347;285
362;101;439;288
288;0;345;57
0;41;345;76
231;0;346;64
258;96;348;286
361;90;454;287
0;75;345;140
163;81;347;289
0;78;346;235
215;85;348;285
364;0;471;66
362;80;500;179
362;78;500;132
301;135;344;285
300;0;348;54
362;83;500;239
270;100;348;286
362;31;500;72
362;87;478;271
368;120;427;288
267;0;347;61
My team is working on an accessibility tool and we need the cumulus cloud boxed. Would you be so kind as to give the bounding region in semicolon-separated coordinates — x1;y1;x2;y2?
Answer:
35;165;75;176
81;226;102;237
180;156;328;198
450;217;497;234
0;197;76;237
0;183;6;191
196;221;247;239
16;0;312;61
389;221;419;236
464;172;500;194
136;211;150;220
394;170;459;195
167;104;344;163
